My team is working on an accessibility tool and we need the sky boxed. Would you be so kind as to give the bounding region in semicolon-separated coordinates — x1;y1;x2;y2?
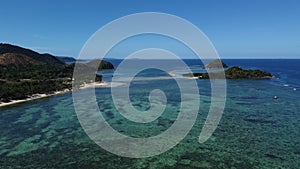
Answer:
0;0;300;59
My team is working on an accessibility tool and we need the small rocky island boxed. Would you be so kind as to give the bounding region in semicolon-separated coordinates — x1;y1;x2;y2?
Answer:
184;59;273;79
205;59;228;70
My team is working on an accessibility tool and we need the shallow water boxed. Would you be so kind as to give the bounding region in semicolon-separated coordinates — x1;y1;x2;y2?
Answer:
0;59;300;168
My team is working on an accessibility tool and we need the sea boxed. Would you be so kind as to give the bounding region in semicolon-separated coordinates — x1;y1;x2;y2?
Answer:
0;59;299;168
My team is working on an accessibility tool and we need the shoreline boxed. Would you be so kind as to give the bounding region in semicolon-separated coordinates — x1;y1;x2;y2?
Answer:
0;81;123;108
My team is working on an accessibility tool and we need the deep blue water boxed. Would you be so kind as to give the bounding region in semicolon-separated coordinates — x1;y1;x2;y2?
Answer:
223;59;300;88
0;59;299;168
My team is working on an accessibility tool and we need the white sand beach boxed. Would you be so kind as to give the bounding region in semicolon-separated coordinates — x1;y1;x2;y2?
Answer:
0;90;70;108
0;81;125;108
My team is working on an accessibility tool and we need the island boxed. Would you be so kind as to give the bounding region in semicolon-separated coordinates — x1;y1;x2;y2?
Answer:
0;43;114;106
184;60;273;79
205;59;228;70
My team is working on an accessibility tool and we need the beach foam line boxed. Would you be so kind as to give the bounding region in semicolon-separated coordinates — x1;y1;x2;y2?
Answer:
78;81;126;89
0;93;62;108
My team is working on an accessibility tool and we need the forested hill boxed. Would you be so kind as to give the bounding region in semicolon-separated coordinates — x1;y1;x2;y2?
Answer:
0;43;64;66
56;56;76;63
0;44;114;103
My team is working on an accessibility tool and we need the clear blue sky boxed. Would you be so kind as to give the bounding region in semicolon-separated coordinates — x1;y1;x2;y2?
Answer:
1;0;299;58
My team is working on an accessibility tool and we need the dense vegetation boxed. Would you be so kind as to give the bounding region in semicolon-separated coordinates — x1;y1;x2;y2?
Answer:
0;64;71;102
224;66;272;79
56;56;76;63
0;44;113;103
184;66;272;79
0;79;71;102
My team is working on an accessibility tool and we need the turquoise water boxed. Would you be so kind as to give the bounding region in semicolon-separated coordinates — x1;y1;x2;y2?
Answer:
0;59;300;168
